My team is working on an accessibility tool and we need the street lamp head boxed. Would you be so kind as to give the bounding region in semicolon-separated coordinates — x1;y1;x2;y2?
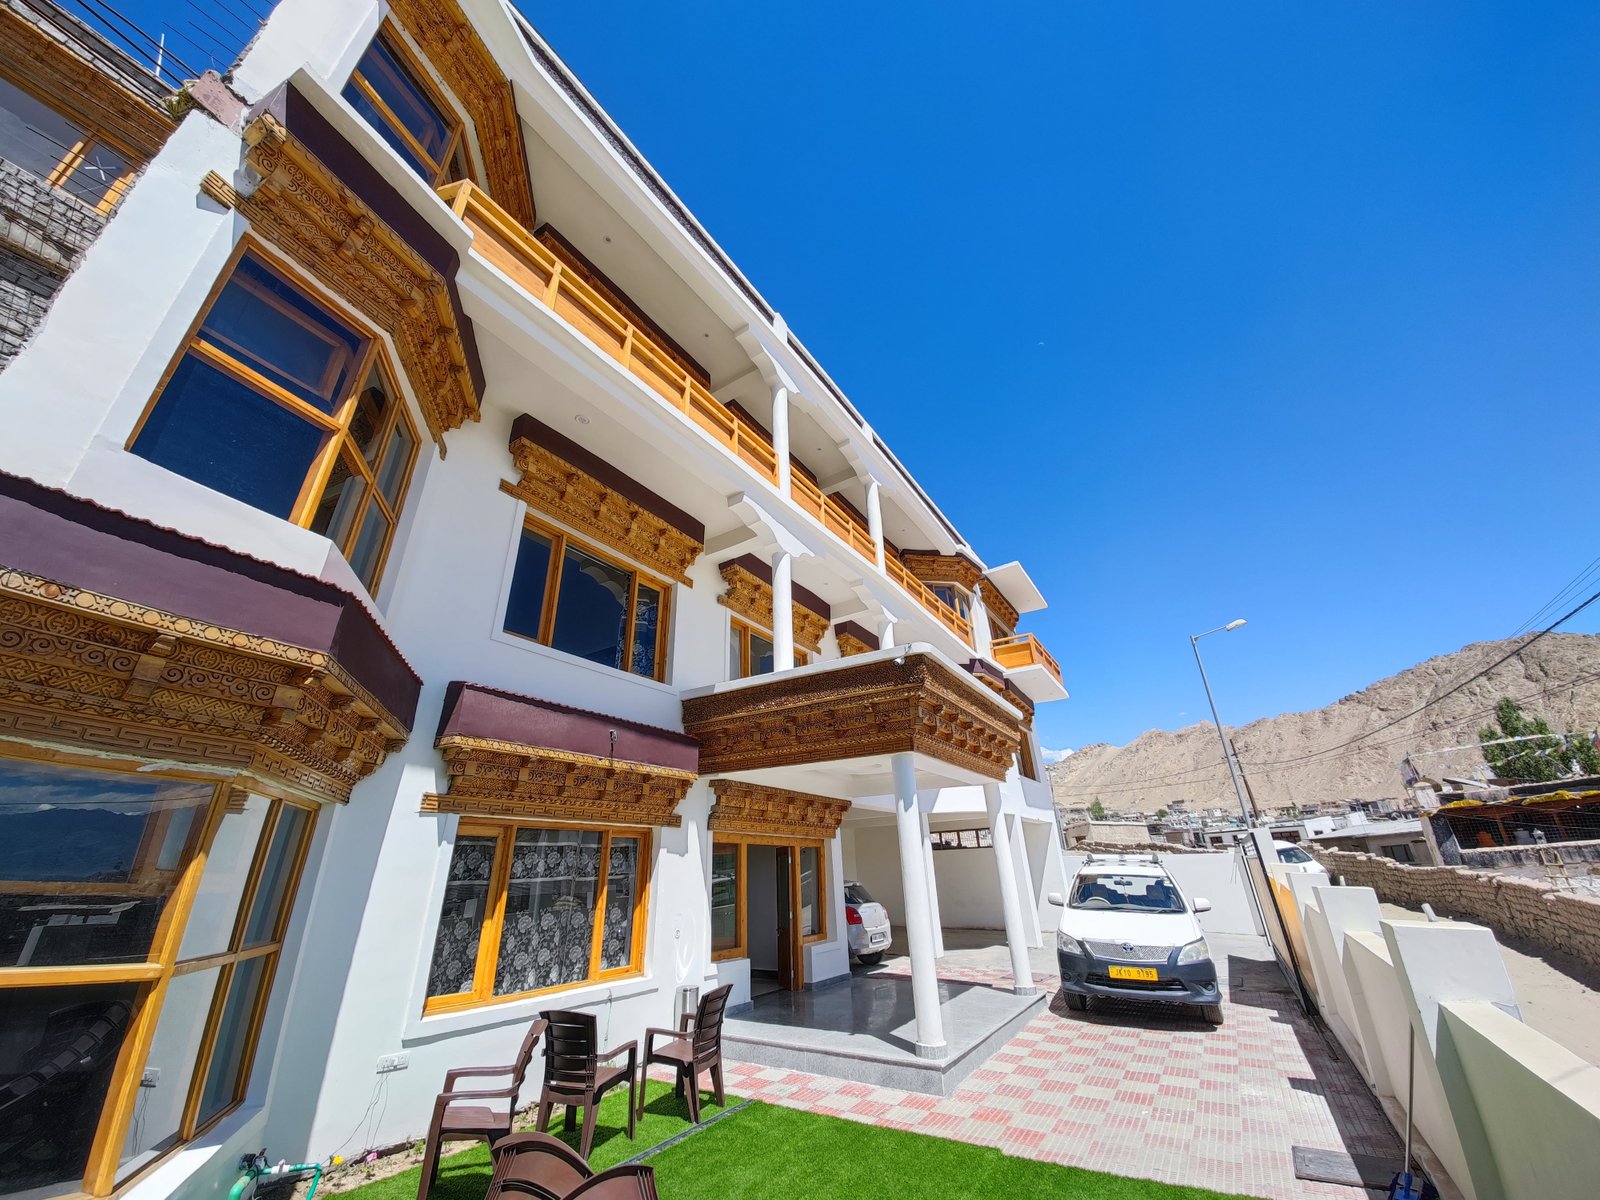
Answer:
1225;619;1247;631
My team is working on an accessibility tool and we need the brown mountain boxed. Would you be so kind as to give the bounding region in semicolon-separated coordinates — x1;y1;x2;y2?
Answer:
1048;633;1600;816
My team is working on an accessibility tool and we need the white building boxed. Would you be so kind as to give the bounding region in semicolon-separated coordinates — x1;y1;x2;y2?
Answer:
0;2;1068;1198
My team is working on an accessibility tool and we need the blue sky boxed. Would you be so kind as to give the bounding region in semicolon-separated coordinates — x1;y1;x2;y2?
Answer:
95;2;1600;756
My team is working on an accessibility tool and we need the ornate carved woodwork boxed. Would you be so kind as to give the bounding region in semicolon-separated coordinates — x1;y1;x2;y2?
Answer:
718;561;828;654
899;551;984;591
423;735;693;827
835;626;874;659
386;0;535;229
200;115;478;445
0;568;410;805
502;434;703;585
683;652;1022;780
0;2;173;164
709;780;850;839
980;582;1020;635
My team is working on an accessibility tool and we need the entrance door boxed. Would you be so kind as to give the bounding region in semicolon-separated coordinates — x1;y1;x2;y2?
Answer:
775;846;803;990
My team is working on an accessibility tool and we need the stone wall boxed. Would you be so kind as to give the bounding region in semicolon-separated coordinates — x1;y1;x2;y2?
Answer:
0;157;110;367
1315;848;1600;968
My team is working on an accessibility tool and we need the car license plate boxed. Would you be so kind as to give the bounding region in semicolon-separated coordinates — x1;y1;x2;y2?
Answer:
1108;965;1159;981
870;933;888;946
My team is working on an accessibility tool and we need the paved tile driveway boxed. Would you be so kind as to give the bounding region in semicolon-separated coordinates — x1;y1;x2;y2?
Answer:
702;932;1398;1199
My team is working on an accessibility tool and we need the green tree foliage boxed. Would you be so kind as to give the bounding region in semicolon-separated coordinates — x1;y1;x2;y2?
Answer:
1088;799;1107;821
1477;697;1600;783
1155;808;1169;819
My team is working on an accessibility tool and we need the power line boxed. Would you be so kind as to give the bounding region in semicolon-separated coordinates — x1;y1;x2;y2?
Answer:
1510;553;1600;638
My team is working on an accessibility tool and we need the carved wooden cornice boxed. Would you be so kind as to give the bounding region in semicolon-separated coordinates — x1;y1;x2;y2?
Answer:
502;435;703;585
718;561;828;654
980;582;1020;635
710;780;850;839
683;652;1022;780
835;628;874;658
423;735;693;827
0;569;410;805
200;115;478;445
0;4;173;163
899;550;984;591
387;0;535;230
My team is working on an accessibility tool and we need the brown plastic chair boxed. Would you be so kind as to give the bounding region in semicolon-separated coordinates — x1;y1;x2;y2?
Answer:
417;1018;547;1200
534;1009;637;1159
484;1135;660;1200
637;983;732;1123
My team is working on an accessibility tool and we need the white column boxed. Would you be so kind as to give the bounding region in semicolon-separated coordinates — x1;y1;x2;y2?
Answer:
771;385;791;494
771;547;794;671
970;590;993;657
865;476;886;570
892;751;945;1055
985;783;1035;995
1009;813;1043;946
879;609;897;651
919;808;945;958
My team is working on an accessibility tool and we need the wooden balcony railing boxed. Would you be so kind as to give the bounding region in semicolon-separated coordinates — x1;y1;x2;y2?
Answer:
440;180;778;483
991;633;1063;686
445;180;985;651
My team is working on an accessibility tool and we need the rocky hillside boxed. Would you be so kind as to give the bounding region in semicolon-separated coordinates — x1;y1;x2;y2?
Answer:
1048;634;1600;816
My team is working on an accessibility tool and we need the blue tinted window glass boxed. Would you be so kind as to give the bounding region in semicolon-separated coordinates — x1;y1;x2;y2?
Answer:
200;255;364;414
550;544;629;669
132;356;324;518
343;36;452;176
630;583;661;678
343;83;432;177
503;528;553;640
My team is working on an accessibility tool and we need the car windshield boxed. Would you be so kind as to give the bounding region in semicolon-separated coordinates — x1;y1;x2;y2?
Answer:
844;883;874;906
1277;845;1315;864
1068;872;1185;914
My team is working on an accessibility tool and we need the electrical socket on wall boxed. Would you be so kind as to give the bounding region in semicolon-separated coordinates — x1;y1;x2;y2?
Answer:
375;1052;409;1074
139;1067;160;1087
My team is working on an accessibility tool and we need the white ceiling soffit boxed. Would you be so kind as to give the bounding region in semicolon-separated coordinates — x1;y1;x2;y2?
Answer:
986;560;1047;613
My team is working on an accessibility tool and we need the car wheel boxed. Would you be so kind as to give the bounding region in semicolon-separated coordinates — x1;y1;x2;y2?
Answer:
857;952;883;966
1202;1003;1224;1025
1064;991;1089;1012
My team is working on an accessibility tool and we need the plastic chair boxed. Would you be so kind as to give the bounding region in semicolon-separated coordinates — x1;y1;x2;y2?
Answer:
637;983;732;1123
534;1009;637;1159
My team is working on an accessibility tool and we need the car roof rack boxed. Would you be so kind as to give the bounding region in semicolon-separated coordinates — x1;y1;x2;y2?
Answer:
1082;852;1162;867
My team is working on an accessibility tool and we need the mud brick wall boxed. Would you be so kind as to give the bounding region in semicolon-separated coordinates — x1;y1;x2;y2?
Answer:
1315;849;1600;968
0;157;109;367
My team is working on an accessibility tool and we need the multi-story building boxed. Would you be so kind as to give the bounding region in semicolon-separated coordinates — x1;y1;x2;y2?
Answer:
0;2;1068;1197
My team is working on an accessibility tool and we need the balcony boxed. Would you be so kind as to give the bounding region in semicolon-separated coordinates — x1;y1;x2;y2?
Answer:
990;633;1067;702
442;181;976;651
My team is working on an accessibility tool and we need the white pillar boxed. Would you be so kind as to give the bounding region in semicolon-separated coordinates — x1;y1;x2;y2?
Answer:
1008;813;1042;946
770;547;794;671
771;385;791;494
865;476;886;570
970;590;993;657
985;783;1035;995
892;751;945;1055
919;808;945;958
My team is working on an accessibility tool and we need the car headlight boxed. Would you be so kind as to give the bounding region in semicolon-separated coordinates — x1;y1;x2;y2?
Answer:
1057;931;1088;956
1177;938;1210;965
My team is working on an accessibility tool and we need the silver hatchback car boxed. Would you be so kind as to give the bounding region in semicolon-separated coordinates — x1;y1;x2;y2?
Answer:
844;881;892;964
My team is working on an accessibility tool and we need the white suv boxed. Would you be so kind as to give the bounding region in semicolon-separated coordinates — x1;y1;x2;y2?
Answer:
1048;854;1223;1024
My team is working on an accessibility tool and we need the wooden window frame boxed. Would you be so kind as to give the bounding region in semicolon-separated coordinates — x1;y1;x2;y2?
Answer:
126;237;422;594
423;820;652;1017
928;581;974;624
504;512;672;683
345;23;469;187
0;64;139;213
707;833;829;951
709;840;746;963
728;616;809;680
0;748;318;1197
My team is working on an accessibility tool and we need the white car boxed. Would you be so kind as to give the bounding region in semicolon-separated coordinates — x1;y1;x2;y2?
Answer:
1272;841;1330;876
1048;854;1223;1024
844;881;892;964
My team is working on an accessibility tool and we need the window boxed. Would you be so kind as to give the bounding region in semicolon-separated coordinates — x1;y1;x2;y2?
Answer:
130;247;419;593
0;72;134;210
798;846;821;938
425;823;649;1013
932;827;995;851
343;28;468;185
929;583;973;623
728;617;808;680
710;842;742;961
502;516;670;681
0;756;314;1197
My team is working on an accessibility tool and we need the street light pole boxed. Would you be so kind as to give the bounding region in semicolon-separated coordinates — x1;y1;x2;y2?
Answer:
1190;620;1255;828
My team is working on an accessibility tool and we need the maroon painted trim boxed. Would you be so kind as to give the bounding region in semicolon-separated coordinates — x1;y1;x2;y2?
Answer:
833;620;879;652
0;471;420;728
437;681;698;774
719;554;830;620
509;413;705;542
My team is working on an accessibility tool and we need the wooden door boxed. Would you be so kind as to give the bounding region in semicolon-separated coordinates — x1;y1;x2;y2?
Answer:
775;846;804;990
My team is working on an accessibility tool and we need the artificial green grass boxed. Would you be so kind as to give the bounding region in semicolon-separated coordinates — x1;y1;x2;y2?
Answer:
335;1080;732;1200
646;1102;1256;1200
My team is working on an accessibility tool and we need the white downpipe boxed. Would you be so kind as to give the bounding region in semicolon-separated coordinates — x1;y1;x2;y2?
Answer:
892;751;946;1055
985;783;1036;995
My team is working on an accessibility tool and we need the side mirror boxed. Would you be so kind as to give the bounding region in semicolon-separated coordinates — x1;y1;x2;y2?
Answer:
1046;891;1064;907
1193;898;1212;913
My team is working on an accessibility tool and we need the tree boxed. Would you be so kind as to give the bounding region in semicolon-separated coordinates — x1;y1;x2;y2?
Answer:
1155;808;1169;819
1478;697;1600;783
1088;799;1107;821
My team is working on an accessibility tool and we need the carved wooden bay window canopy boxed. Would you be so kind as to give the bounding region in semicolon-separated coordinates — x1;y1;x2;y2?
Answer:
718;556;830;653
683;652;1023;780
0;474;419;805
504;415;705;585
423;682;699;827
710;779;850;840
833;620;879;659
